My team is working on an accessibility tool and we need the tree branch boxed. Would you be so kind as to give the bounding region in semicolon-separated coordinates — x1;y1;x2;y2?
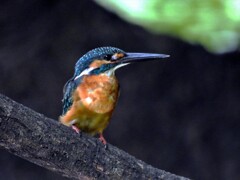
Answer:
0;94;189;180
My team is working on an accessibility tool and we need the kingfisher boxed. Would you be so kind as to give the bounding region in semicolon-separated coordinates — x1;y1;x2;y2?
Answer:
60;47;169;146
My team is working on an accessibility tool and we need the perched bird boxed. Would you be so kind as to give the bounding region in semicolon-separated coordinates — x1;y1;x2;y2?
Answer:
60;47;169;145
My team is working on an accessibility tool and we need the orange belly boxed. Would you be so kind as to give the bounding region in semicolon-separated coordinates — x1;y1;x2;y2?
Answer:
60;74;119;135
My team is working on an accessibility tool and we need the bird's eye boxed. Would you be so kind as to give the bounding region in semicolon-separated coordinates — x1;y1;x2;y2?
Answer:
103;54;112;60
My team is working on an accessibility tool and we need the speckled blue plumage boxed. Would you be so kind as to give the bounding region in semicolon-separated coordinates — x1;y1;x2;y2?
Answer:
62;46;125;115
62;78;76;115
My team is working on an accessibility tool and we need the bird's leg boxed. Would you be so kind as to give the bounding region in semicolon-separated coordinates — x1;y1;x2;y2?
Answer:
99;133;107;144
72;125;82;137
99;133;108;149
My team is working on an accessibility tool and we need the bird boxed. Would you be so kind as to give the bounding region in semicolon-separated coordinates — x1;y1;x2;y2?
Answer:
59;46;169;146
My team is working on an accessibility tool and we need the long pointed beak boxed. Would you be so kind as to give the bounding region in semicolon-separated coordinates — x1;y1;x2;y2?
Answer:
118;52;170;64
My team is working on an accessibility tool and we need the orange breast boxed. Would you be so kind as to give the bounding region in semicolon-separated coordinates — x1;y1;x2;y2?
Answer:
78;74;119;114
60;74;119;135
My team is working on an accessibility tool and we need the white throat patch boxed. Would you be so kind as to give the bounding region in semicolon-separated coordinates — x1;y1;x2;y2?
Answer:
105;63;129;76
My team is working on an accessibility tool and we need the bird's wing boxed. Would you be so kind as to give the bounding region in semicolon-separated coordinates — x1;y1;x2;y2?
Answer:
61;76;84;115
62;78;76;115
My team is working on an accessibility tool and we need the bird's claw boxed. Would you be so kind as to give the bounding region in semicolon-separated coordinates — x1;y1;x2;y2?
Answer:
104;144;108;150
72;125;82;137
99;133;108;149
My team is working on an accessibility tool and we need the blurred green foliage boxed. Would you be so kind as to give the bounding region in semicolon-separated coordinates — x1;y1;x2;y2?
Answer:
96;0;240;53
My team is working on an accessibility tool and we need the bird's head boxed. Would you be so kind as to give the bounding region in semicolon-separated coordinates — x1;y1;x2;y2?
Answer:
73;46;169;80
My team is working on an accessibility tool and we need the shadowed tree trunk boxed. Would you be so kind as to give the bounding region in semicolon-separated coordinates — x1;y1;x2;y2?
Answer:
0;94;189;179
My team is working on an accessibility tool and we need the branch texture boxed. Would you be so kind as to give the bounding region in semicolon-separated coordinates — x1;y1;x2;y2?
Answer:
0;94;189;180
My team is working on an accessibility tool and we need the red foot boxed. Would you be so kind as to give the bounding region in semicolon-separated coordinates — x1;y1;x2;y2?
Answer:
72;125;80;134
99;133;107;145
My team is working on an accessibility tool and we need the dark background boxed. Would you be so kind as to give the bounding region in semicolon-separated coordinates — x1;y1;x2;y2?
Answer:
0;1;240;180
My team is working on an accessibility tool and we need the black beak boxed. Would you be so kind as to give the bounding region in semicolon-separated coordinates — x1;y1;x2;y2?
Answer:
118;52;170;64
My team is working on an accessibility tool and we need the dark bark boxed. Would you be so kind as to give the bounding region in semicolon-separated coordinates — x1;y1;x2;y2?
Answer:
0;94;189;180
